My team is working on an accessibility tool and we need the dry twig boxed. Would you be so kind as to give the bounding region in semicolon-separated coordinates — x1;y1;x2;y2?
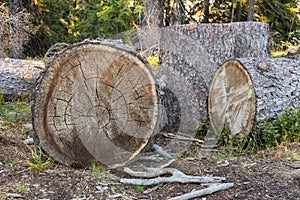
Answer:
169;183;234;200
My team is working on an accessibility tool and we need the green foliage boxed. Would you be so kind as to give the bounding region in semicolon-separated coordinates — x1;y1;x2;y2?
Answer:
15;183;27;193
67;0;139;41
0;90;31;123
134;185;145;192
256;0;300;46
195;117;210;138
91;162;105;178
23;0;141;57
276;107;300;143
25;146;54;171
91;162;105;173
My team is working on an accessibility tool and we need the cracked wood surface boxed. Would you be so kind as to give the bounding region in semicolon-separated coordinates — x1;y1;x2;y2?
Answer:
32;41;159;168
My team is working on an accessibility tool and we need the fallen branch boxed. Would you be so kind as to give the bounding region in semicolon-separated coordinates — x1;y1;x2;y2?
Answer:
283;162;300;169
161;132;204;144
169;183;234;200
152;144;173;159
120;167;225;185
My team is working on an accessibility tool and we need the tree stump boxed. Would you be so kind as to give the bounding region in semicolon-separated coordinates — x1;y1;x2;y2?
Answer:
32;40;159;168
0;58;45;100
209;57;300;136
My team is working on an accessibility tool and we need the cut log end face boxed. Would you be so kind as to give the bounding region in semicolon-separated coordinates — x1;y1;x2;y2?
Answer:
209;60;256;136
33;42;159;168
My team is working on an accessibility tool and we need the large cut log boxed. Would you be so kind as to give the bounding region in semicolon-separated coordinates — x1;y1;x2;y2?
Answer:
0;58;45;100
32;40;159;168
157;22;269;137
209;57;300;136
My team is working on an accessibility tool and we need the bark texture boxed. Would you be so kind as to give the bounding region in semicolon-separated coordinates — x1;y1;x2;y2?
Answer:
209;57;300;136
157;22;269;136
32;40;159;168
0;58;45;100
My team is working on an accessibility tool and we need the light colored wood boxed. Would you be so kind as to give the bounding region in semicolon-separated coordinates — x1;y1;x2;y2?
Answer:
120;167;225;185
32;40;159;168
209;60;256;136
209;57;300;136
169;183;234;200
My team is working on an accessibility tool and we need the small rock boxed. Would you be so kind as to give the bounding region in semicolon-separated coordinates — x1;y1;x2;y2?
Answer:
24;138;34;145
95;186;108;192
109;194;122;198
22;123;33;132
32;183;41;188
8;193;24;198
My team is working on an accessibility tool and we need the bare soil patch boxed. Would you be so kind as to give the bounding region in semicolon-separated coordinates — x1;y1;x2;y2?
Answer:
0;119;300;200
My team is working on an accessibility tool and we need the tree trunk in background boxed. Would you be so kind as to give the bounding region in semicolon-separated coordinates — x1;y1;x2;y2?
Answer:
0;58;45;100
209;57;300;137
8;0;23;58
32;40;159;168
157;0;165;27
247;0;255;21
157;22;269;136
202;0;210;23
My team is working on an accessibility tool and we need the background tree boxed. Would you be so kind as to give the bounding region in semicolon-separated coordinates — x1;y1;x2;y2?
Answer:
0;0;299;58
247;0;255;21
202;0;210;23
0;2;33;58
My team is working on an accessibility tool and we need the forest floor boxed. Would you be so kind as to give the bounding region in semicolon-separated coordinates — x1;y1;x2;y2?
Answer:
0;117;300;200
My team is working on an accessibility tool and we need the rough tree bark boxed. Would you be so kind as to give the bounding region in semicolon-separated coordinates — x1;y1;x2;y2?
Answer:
0;58;45;100
209;57;300;136
32;40;159;168
157;22;269;136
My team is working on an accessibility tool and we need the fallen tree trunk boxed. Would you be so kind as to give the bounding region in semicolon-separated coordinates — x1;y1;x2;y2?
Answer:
0;58;45;100
157;22;269;136
32;40;159;168
209;57;300;136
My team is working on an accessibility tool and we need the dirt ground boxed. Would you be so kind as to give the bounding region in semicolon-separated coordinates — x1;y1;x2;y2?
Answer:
0;119;300;200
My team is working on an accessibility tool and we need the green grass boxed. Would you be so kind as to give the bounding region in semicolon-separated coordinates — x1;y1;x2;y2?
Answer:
91;162;105;178
0;89;31;123
25;146;54;171
15;182;26;193
216;106;300;156
91;162;105;173
134;185;145;192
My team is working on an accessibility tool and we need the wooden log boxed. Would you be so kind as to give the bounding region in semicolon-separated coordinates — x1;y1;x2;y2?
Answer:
0;58;45;100
157;22;269;136
209;57;300;136
32;40;159;168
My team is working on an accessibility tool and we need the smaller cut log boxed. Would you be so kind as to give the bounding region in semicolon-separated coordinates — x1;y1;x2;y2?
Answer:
0;58;45;100
209;57;300;136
